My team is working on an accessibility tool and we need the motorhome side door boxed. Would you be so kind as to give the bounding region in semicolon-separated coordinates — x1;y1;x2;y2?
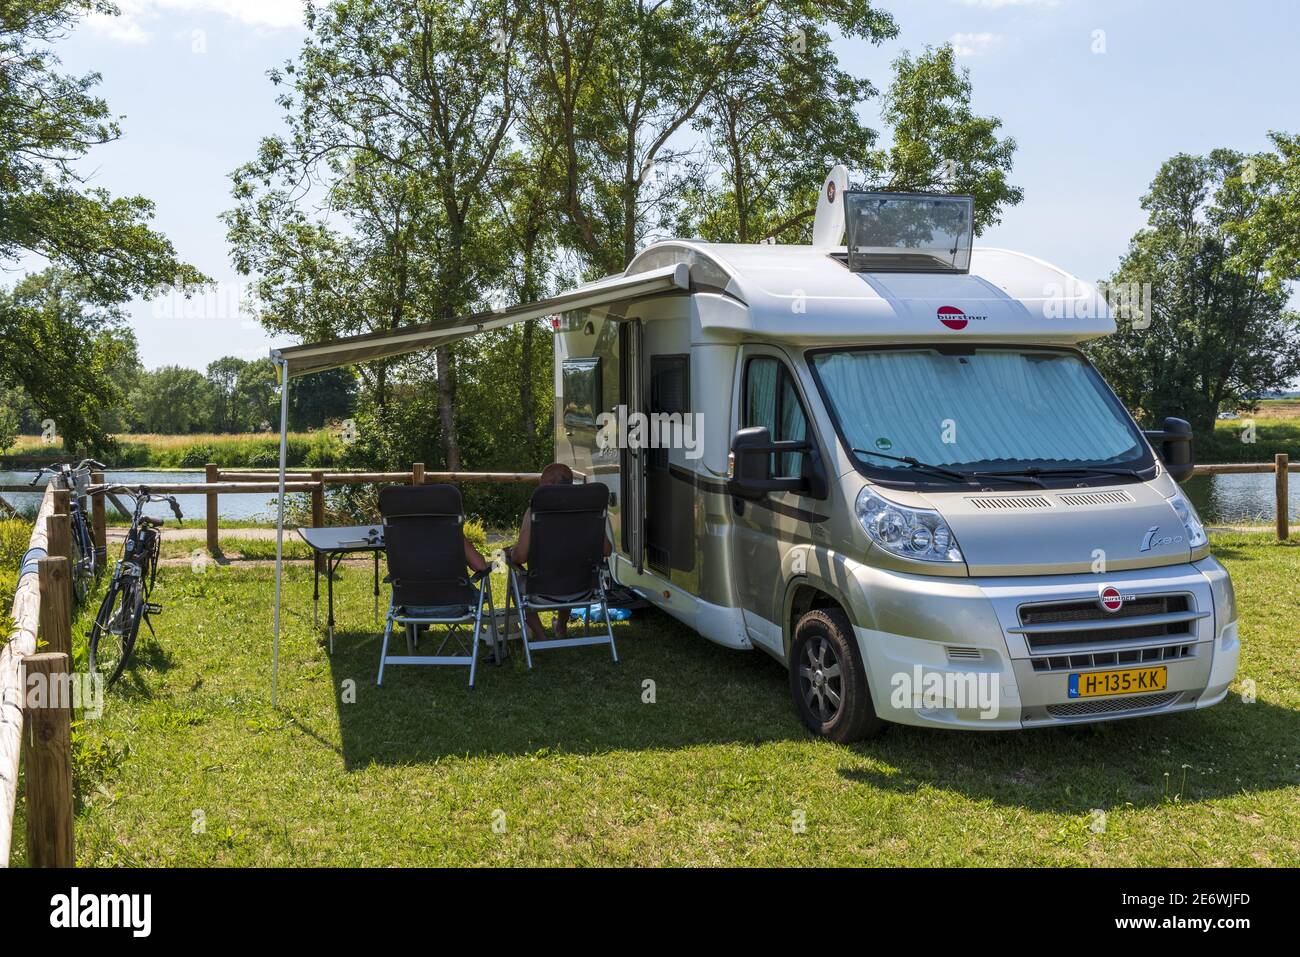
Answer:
730;347;821;657
619;318;645;574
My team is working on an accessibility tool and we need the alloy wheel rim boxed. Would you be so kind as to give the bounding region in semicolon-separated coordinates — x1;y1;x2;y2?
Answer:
799;635;843;722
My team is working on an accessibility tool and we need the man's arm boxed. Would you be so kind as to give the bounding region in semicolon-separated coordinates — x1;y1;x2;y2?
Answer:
507;508;532;566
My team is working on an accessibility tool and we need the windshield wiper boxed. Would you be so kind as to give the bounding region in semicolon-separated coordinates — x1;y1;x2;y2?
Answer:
980;466;1145;482
851;448;971;484
965;470;1048;489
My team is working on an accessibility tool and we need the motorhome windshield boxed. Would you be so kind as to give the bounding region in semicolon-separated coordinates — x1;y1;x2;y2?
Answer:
809;347;1153;484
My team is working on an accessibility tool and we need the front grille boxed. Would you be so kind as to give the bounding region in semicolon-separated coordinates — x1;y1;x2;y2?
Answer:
1030;643;1195;672
1046;692;1179;718
1018;594;1194;651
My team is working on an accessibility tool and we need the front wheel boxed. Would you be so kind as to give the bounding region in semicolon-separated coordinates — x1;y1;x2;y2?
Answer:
789;608;885;742
89;579;143;687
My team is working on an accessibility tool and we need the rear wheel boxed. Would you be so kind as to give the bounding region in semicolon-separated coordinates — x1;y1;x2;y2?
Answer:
89;579;143;687
70;532;90;605
789;607;885;742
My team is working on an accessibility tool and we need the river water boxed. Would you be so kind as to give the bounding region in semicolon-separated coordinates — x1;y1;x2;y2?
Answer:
0;470;284;522
4;468;1295;527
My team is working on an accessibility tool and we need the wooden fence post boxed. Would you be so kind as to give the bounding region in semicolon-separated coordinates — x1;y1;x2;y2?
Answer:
206;463;219;554
37;558;72;659
23;652;74;868
90;470;106;566
412;462;425;486
52;488;70;518
45;513;72;608
311;470;325;575
1277;453;1290;541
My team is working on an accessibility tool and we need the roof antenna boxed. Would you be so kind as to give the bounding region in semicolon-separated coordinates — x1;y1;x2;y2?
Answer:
811;164;850;249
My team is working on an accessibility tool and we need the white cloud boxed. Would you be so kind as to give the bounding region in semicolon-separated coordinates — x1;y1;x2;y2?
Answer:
83;0;306;45
85;10;151;44
949;32;1003;56
952;0;1062;8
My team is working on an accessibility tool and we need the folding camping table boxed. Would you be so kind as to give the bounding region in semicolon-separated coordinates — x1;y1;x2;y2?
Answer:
296;525;384;653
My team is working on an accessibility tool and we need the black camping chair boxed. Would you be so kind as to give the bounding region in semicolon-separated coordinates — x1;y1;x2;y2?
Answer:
503;483;617;668
376;484;497;688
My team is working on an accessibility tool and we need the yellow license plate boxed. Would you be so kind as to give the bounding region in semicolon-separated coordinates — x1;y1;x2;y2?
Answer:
1068;666;1167;699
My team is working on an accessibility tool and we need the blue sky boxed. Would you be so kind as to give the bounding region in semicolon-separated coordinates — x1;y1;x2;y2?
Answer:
34;0;1300;370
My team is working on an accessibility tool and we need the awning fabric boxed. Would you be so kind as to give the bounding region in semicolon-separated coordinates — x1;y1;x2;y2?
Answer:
272;262;690;378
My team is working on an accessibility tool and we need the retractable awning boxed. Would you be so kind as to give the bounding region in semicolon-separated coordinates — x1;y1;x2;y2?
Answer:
265;260;690;705
272;261;690;378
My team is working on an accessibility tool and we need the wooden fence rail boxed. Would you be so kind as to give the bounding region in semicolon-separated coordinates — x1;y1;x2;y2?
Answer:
0;483;61;866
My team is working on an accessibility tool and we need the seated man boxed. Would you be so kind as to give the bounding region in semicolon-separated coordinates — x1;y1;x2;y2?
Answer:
503;462;611;642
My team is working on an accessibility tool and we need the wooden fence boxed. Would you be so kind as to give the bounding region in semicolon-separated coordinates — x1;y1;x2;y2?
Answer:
0;482;75;867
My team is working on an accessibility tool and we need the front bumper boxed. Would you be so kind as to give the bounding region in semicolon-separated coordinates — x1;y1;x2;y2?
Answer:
845;556;1239;730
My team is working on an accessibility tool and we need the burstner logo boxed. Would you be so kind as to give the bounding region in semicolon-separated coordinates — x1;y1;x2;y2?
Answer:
938;305;967;330
1099;585;1124;613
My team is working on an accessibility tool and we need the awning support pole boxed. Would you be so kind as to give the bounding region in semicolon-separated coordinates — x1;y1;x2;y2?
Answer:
272;356;290;707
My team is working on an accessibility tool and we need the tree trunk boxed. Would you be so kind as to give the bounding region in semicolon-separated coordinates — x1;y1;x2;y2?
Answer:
520;321;536;462
435;345;460;470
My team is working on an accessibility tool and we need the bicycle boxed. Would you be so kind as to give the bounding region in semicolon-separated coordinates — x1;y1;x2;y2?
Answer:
30;459;108;603
87;486;183;688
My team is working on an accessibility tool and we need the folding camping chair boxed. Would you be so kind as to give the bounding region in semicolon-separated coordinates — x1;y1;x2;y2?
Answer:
502;482;618;668
376;484;497;688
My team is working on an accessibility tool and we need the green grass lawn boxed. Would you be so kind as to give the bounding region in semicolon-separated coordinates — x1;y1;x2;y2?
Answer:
7;533;1298;866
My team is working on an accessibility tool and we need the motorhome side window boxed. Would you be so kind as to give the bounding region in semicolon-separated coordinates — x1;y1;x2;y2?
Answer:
561;357;602;430
744;357;808;479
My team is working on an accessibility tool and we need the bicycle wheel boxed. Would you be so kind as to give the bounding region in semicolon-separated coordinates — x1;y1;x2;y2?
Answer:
70;528;90;605
89;578;143;687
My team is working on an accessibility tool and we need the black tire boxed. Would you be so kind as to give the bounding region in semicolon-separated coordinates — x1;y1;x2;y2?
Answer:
89;579;143;687
789;607;885;742
69;530;90;605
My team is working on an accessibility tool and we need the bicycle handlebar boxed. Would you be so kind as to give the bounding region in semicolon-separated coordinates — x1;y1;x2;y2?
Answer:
27;460;110;486
95;485;185;525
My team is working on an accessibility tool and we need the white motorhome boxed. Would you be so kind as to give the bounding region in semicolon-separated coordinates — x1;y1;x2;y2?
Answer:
550;169;1238;740
272;167;1239;739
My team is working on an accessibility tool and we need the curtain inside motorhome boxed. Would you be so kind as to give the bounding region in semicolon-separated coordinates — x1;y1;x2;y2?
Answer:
812;349;1141;469
745;357;808;478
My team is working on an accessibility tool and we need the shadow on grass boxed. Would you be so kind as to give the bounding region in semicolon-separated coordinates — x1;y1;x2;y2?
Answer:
836;696;1300;812
315;602;1299;818
322;605;800;767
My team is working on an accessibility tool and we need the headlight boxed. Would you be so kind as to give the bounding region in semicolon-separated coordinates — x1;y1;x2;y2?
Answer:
855;487;964;563
1167;487;1208;549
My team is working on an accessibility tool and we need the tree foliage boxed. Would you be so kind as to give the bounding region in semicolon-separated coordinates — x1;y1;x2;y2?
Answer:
1087;145;1300;433
0;269;138;452
0;0;203;454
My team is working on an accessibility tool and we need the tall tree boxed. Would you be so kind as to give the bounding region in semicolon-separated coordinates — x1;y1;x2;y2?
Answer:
127;365;210;435
1087;145;1300;433
0;269;138;452
227;0;523;469
205;356;248;432
872;45;1023;233
0;0;203;454
675;2;897;244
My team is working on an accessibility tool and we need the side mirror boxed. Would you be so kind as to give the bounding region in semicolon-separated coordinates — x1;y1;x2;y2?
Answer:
730;426;821;499
1143;416;1194;483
